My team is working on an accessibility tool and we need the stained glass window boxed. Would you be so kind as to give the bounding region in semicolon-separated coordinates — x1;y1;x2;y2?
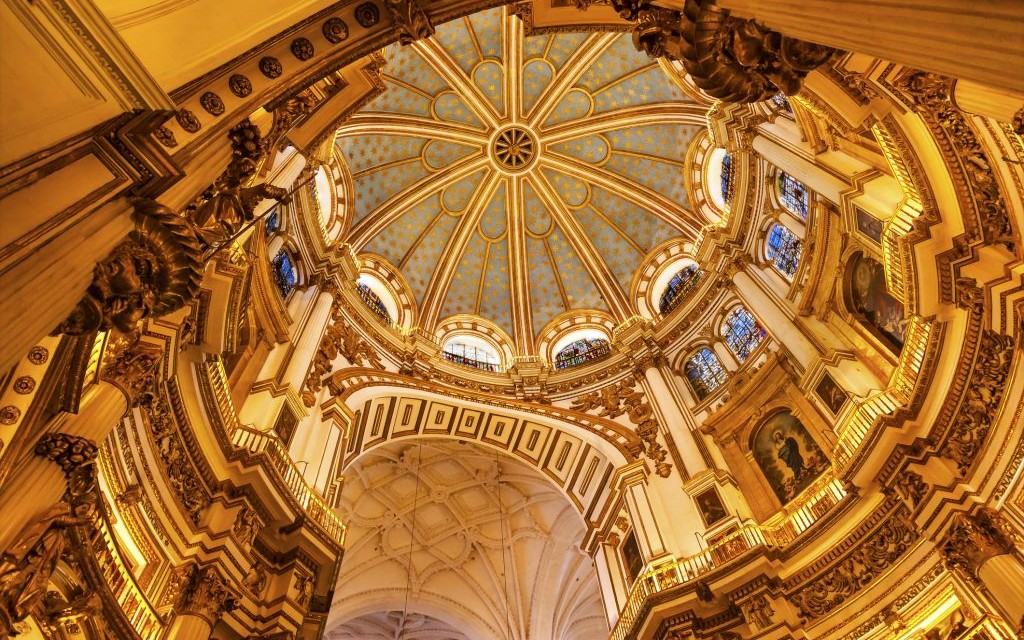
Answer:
777;172;809;218
772;93;793;115
659;264;704;315
554;338;611;370
271;250;297;299
684;348;728;400
722;306;766;362
356;282;393;323
720;153;734;205
264;208;279;236
766;223;803;279
442;340;501;372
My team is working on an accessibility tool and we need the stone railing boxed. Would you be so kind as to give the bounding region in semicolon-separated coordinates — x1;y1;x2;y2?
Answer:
609;473;847;640
71;488;164;639
205;359;347;547
833;314;938;472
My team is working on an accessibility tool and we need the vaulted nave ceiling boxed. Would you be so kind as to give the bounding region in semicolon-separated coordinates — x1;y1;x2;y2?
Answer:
334;7;708;347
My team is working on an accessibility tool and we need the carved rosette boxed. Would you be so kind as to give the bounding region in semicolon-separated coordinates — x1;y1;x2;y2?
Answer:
941;508;1019;580
175;565;236;625
33;434;98;476
576;0;836;102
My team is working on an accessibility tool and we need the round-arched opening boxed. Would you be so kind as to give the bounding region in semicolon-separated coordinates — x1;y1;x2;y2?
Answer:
653;260;703;316
441;334;503;372
765;223;802;280
271;249;298;299
705;148;733;211
551;330;612;370
683;347;728;400
355;274;397;324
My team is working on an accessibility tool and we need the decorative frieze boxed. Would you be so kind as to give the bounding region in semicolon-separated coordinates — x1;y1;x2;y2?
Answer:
938;329;1016;475
786;509;917;619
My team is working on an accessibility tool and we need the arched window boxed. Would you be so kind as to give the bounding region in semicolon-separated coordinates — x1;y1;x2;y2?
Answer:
442;338;501;372
264;208;280;236
772;93;793;115
684;348;728;400
659;264;704;315
723;306;766;362
554;338;611;370
271;250;297;298
846;253;907;352
777;172;809;218
720;152;734;205
766;223;802;279
356;282;393;323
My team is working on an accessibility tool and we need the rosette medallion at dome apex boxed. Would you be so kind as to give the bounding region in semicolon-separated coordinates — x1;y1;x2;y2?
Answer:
335;7;711;350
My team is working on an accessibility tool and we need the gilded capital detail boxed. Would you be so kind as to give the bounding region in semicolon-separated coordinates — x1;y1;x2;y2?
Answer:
33;433;98;476
941;508;1019;579
175;565;236;625
575;0;836;102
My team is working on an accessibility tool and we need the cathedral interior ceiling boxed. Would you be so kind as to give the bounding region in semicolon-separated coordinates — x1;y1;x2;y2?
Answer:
329;439;606;640
335;7;710;345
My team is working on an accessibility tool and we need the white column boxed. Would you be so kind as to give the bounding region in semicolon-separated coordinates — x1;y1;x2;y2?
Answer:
718;0;1024;95
282;289;334;391
734;270;818;369
0;200;133;373
977;554;1024;625
643;365;709;476
752;135;849;204
0;382;127;550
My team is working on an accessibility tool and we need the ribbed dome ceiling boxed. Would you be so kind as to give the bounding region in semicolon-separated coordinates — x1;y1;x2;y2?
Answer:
335;7;708;350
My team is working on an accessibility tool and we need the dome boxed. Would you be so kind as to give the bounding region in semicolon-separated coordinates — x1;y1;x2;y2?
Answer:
335;8;708;349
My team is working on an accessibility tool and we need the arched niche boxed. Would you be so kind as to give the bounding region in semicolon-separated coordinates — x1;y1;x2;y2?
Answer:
844;252;907;354
749;410;830;506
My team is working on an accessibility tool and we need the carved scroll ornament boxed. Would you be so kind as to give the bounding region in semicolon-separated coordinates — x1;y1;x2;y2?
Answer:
56;120;287;337
571;377;672;477
577;0;836;103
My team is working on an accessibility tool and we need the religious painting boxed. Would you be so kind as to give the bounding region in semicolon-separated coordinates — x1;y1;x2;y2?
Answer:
694;487;729;527
813;372;849;415
752;411;830;505
620;531;644;585
274;407;299;446
847;253;907;352
855;206;884;244
922;605;969;640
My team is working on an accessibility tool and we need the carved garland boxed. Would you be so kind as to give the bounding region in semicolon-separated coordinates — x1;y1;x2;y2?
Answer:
570;376;672;477
786;507;918;619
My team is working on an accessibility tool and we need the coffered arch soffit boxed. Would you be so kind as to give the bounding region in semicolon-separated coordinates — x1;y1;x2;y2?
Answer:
328;440;607;640
333;7;711;352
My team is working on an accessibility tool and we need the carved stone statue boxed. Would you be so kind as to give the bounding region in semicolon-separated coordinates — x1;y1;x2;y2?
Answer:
0;465;97;634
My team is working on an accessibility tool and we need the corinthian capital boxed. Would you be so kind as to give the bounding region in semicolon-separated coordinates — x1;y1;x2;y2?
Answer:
33;433;98;476
100;334;164;405
941;508;1020;578
176;565;237;625
55;199;204;336
384;0;434;45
